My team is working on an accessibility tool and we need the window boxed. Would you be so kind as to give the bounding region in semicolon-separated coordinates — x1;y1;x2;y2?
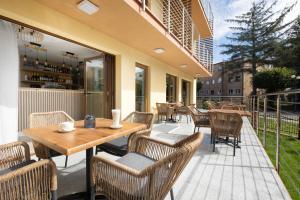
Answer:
228;76;234;82
212;79;215;85
166;74;177;102
236;89;241;94
235;75;241;82
206;81;210;85
218;89;222;95
210;90;214;95
229;89;233;95
206;90;208;95
218;77;222;83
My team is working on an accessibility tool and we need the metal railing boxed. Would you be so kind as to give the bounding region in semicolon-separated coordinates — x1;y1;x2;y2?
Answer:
197;92;300;198
196;95;245;108
138;0;213;71
200;0;214;30
248;90;300;199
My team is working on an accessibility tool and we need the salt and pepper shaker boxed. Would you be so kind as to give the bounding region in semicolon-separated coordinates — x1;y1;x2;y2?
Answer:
84;115;95;128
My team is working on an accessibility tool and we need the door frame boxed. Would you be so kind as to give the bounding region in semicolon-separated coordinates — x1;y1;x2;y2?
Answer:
135;62;149;112
181;79;191;105
84;54;115;118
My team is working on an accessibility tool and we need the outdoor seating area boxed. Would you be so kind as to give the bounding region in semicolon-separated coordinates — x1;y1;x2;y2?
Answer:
1;100;289;200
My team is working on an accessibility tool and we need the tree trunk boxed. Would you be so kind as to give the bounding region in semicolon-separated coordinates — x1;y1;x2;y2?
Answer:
252;61;257;95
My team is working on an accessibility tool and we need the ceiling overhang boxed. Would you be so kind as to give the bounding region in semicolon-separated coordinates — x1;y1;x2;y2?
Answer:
36;0;211;77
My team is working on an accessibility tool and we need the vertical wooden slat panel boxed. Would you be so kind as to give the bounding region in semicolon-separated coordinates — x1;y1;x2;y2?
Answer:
18;88;84;131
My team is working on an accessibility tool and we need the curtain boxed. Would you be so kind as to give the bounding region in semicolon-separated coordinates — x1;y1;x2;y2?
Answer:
0;20;19;144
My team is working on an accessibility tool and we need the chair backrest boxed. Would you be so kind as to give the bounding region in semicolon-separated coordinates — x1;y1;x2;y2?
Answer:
188;105;199;115
123;112;154;129
221;104;241;110
30;111;74;128
156;103;169;114
29;111;74;159
209;111;243;138
151;133;203;200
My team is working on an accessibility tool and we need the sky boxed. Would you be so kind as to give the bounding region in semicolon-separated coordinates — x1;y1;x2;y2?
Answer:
211;0;300;63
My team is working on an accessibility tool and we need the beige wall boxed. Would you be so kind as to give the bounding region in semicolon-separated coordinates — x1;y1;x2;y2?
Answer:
0;0;196;118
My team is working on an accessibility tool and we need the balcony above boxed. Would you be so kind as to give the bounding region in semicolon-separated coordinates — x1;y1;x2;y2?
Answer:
192;0;214;38
36;0;212;77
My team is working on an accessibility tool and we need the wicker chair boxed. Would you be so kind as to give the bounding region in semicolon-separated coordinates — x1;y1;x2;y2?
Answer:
91;132;204;200
188;105;210;133
221;104;241;110
175;104;191;123
30;111;74;168
156;103;174;122
209;111;243;156
0;141;57;200
95;112;154;156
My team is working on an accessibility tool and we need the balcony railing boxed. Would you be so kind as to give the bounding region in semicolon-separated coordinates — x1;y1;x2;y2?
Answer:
200;0;214;30
138;0;213;72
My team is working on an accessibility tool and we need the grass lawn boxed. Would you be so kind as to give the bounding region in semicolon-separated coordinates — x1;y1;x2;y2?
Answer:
257;117;300;200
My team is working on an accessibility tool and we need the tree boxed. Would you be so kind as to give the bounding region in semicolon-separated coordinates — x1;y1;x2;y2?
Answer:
253;67;295;92
274;15;300;73
221;0;295;95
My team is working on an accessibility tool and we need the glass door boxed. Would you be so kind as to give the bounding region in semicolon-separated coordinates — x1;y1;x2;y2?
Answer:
166;74;177;103
135;64;147;112
182;79;191;106
85;54;115;118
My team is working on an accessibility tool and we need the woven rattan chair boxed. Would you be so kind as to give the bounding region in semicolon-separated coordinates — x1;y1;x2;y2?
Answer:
0;141;57;200
209;111;243;156
30;111;74;168
188;105;210;133
95;112;154;156
176;104;191;123
221;104;241;110
91;132;203;200
156;103;174;122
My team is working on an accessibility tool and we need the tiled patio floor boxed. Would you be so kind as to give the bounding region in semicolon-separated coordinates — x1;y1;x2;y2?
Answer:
43;117;291;200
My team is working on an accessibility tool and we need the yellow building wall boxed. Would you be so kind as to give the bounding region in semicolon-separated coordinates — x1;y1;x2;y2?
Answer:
0;0;196;118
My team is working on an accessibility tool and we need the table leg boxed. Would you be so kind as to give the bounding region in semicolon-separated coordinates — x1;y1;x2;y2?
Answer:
86;148;93;200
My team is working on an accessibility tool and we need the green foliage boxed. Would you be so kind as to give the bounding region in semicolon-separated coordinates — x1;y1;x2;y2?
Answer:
274;16;300;74
221;0;295;94
253;67;295;92
202;101;209;109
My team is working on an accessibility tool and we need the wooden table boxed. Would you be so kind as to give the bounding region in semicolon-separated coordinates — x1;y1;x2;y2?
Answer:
208;109;251;117
23;118;146;200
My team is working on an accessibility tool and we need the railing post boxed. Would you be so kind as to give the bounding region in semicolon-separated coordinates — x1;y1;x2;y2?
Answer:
276;95;281;173
298;116;300;140
256;96;259;134
142;0;146;11
252;96;255;126
263;96;267;147
191;23;194;54
182;8;185;46
167;0;171;33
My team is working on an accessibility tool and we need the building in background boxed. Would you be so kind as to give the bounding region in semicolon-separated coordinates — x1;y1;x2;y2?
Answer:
198;61;252;98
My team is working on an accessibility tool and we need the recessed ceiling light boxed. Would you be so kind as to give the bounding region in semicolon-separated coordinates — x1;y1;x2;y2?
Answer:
180;64;187;68
77;0;99;15
153;48;165;54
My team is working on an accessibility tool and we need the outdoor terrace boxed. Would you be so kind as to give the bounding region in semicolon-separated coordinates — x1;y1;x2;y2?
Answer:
38;116;290;200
